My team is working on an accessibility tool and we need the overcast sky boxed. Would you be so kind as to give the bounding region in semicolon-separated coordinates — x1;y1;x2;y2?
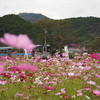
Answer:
0;0;100;19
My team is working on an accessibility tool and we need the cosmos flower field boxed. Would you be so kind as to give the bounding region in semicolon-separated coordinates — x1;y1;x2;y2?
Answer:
0;33;100;100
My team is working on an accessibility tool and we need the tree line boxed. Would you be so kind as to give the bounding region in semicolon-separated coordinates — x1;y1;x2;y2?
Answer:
0;14;100;54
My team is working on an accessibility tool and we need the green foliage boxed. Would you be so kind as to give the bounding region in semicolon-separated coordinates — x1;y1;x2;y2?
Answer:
65;16;100;48
69;53;75;59
32;19;75;55
89;37;100;53
0;14;33;37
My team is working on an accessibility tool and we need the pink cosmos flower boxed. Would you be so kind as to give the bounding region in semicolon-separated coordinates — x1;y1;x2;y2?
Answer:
0;33;35;50
84;86;91;91
60;88;66;94
45;86;54;90
55;93;62;95
16;93;24;97
0;63;4;74
40;72;46;76
19;73;26;79
82;60;88;63
95;74;100;78
62;53;69;57
70;44;78;49
55;88;66;95
77;89;83;93
89;52;100;60
77;92;83;96
64;95;70;99
23;96;29;99
0;80;6;85
45;81;54;84
92;89;100;96
76;89;83;96
82;48;87;51
16;63;37;72
40;85;54;90
87;80;96;85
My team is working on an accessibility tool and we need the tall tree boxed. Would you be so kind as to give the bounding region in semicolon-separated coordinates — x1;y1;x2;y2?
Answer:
32;19;75;55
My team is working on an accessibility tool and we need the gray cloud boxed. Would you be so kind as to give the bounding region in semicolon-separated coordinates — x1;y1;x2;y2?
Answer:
0;0;100;19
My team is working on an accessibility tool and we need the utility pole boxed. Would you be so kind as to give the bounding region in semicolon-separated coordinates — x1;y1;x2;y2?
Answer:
44;29;47;45
43;29;48;53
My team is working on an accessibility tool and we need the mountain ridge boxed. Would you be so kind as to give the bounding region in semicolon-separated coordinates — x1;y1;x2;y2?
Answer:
18;12;51;22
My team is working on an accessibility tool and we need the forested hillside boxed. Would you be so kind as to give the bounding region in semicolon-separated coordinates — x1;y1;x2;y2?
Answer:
0;13;100;53
0;14;33;36
65;17;100;48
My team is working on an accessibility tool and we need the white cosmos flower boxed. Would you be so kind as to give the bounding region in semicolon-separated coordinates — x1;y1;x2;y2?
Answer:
68;72;75;76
